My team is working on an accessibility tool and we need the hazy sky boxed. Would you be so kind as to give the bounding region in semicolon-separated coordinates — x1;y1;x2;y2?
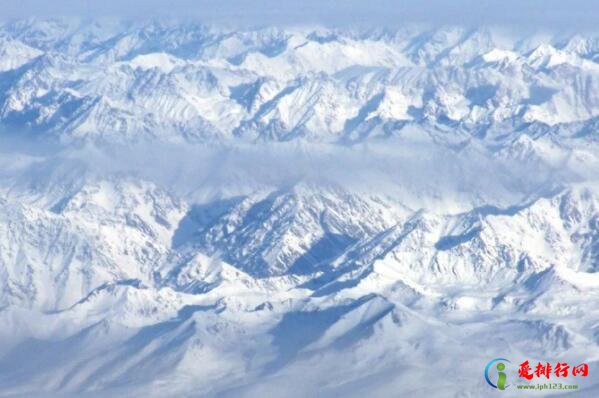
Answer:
2;0;598;30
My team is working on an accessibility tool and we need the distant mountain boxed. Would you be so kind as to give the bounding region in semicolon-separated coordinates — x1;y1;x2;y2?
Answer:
0;19;597;145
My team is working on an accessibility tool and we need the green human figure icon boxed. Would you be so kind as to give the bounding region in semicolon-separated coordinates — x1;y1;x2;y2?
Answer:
496;362;507;390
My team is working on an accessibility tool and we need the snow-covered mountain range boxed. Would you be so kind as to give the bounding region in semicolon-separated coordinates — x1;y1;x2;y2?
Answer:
0;18;599;397
0;18;598;143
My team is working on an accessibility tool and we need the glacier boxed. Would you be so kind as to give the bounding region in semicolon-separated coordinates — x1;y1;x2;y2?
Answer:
0;17;598;397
